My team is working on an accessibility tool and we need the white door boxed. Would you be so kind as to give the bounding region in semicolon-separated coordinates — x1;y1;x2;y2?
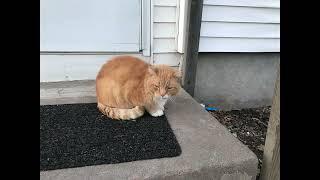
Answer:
40;0;141;52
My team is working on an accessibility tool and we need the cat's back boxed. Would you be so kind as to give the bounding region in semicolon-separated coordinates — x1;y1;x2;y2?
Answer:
96;56;149;108
97;56;148;81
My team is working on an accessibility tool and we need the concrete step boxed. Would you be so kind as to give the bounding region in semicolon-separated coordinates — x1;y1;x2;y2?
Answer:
40;80;258;180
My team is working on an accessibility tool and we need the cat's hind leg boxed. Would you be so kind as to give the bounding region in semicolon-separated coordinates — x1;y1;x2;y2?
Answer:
97;102;145;120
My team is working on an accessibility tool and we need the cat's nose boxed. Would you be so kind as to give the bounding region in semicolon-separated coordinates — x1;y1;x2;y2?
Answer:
160;90;166;97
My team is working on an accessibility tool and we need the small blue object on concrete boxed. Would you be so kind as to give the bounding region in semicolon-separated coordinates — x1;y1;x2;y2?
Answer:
205;106;218;111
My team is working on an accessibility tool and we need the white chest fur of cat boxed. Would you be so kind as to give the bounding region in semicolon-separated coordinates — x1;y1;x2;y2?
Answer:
145;95;169;117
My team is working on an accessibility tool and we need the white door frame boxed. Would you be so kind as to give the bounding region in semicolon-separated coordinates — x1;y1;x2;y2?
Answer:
141;0;152;56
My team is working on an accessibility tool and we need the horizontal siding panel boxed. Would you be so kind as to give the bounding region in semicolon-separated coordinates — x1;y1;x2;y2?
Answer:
153;38;176;53
200;21;280;38
153;53;182;66
202;5;280;23
203;0;280;8
154;0;177;7
154;6;176;22
154;23;176;38
199;38;280;52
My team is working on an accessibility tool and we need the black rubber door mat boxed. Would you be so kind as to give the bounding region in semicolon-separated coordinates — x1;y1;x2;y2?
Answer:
40;103;181;171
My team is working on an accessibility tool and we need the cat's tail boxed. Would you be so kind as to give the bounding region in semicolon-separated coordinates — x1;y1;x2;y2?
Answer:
97;102;145;120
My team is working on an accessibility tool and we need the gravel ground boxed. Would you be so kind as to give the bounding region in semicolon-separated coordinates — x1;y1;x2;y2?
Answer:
208;106;271;179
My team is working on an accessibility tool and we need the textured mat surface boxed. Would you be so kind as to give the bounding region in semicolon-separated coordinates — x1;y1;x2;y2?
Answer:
40;103;181;171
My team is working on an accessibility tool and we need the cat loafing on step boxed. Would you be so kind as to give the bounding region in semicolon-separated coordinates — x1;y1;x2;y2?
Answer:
96;55;181;120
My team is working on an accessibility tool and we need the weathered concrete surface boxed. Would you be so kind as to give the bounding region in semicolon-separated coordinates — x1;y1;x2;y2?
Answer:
194;53;280;110
40;80;96;105
40;81;258;180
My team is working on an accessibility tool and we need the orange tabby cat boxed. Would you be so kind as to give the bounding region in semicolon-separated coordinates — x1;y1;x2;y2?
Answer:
96;55;181;120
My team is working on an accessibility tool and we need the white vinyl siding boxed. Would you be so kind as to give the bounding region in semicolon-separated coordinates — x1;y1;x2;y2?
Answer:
200;22;280;38
152;0;182;66
154;23;176;38
199;0;280;52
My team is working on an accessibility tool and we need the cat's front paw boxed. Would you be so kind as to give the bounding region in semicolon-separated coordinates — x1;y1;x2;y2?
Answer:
150;110;164;117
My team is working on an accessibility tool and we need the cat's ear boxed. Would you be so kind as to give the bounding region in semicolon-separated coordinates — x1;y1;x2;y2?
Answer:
173;69;182;78
173;69;182;84
148;66;158;76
